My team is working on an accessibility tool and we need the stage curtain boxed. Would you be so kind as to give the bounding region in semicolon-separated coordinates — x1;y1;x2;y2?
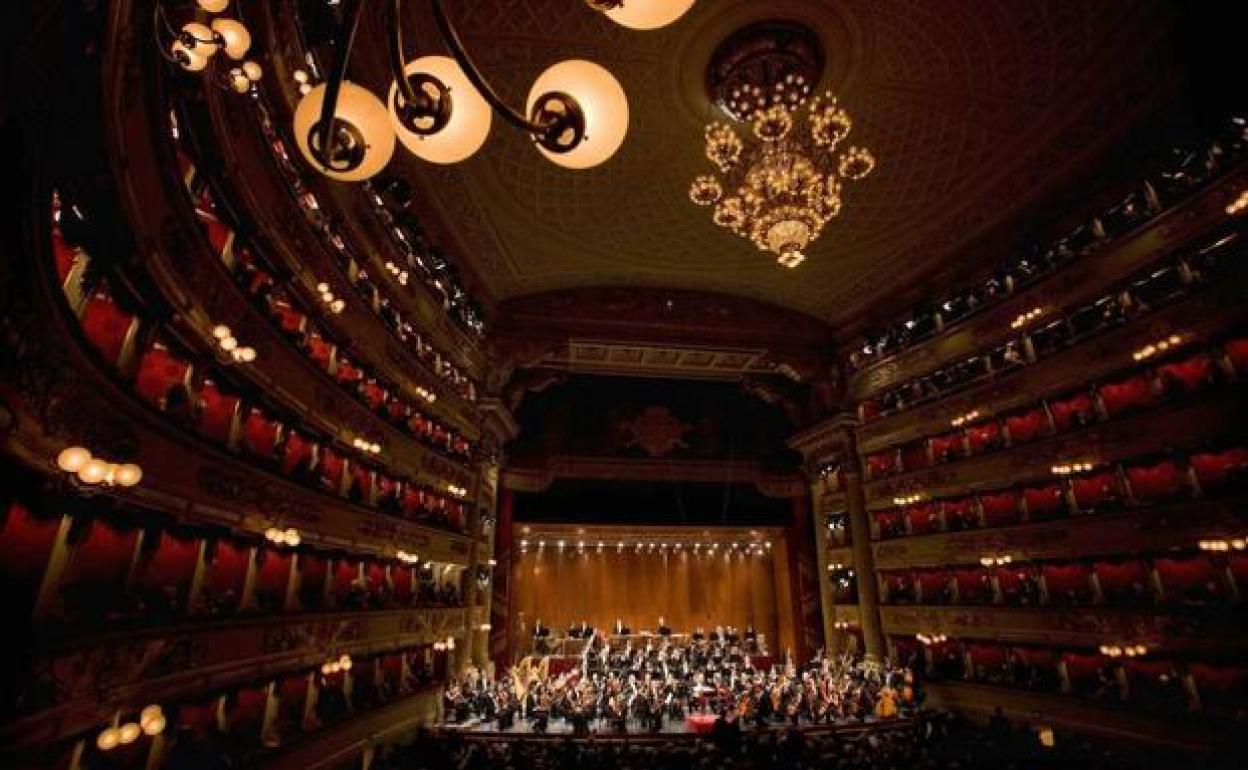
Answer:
512;546;780;643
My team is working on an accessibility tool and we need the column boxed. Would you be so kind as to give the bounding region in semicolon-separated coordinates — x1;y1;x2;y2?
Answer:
840;429;886;660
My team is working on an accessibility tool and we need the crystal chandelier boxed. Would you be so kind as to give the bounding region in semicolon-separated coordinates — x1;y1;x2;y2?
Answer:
690;49;875;268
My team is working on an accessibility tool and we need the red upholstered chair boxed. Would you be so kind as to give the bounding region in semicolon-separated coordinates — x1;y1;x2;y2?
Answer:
225;685;268;738
334;356;363;386
865;451;898;479
366;561;389;605
1042;563;1093;605
52;227;80;283
1188;663;1248;717
61;516;140;623
391;565;414;605
929;433;963;464
447;501;467;532
996;567;1042;607
1010;647;1060;691
1049;392;1096;433
1005;407;1048;445
305;333;335;372
360;380;388;412
348;463;374;505
0;502;63;617
1156;555;1226;606
198;209;234;259
280;431;315;479
905;503;940;535
240;408;283;462
203;540;251;614
333;559;365;608
271;298;307;337
942;496;979;531
979;490;1021;527
917;570;952;604
953;568;992;604
386;399;411;424
900;442;931;472
1071;471;1121;513
884;572;917;604
1123;658;1184;712
196;380;240;445
859;399;882;423
965;421;1002;455
401;486;429;520
1094;559;1153;606
1062;652;1114;698
175;700;219;740
135;529;201;616
275;673;310;739
317;448;346;495
80;293;137;368
253;547;293;612
875;509;906;539
968;643;1008;682
1157;353;1216;396
1098;374;1159;419
1223;338;1248;377
1189;447;1248;493
297;552;329;609
1023;483;1067;521
1126;459;1187;503
134;344;191;410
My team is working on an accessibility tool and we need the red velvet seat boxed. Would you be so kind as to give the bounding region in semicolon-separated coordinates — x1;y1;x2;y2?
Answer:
386;400;410;423
61;516;140;621
1062;652;1110;695
271;298;307;336
306;333;335;372
281;431;315;477
135;530;201;612
196;380;240;444
1126;459;1186;502
1157;353;1215;395
968;643;1007;672
1071;471;1120;512
349;464;374;503
900;442;930;472
905;503;940;534
253;547;293;607
979;490;1020;526
240;408;282;460
366;561;388;602
1023;483;1066;520
225;686;268;736
1099;375;1158;419
52;228;79;282
276;673;309;736
859;399;882;423
942;496;979;529
333;559;362;605
953;568;991;603
175;700;218;740
1005;408;1047;445
1156;555;1225;605
401;486;426;519
134;344;191;409
1094;559;1151;604
917;570;951;603
965;421;1002;455
0;502;62;616
1189;663;1248;715
1049;392;1096;433
318;448;346;493
360;381;388;412
1042;563;1092;604
865;451;898;479
334;357;363;386
297;552;329;608
80;294;136;367
392;565;413;604
1189;447;1248;492
204;540;251;612
1223;338;1248;376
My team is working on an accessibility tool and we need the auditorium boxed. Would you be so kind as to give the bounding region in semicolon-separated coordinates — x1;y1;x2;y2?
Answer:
1;1;1245;768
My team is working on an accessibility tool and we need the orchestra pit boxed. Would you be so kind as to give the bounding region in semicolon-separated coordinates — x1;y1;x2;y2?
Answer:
2;1;1245;769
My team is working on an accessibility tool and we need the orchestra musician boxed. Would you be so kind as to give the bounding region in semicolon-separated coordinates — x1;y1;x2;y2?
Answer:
657;616;672;636
613;617;630;635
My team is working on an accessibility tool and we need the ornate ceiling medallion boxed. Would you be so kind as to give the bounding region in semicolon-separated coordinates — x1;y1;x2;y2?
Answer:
691;21;875;269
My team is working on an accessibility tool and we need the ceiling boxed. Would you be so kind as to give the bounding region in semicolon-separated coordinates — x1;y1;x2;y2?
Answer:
350;0;1182;328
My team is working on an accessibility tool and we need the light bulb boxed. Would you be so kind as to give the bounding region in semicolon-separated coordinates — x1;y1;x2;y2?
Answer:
197;0;229;11
78;458;110;484
219;335;238;351
284;528;300;545
141;714;167;736
212;324;231;339
140;705;163;723
242;60;263;81
389;56;492;164
171;41;209;72
294;82;396;182
57;446;92;473
527;60;628;169
180;23;219;58
599;0;696;29
113;463;143;487
210;18;251;60
97;728;121;751
229;69;251;94
118;722;141;745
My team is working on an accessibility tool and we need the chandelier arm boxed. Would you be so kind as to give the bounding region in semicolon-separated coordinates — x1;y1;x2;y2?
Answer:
389;0;419;106
427;0;547;134
313;0;369;167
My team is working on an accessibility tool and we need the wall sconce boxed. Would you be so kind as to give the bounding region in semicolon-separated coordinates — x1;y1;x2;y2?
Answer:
352;437;382;454
264;527;301;547
1009;307;1044;330
950;409;981;428
446;483;468;498
893;493;924;506
1052;461;1095;476
833;620;854;631
916;633;948;645
315;282;347;314
396;549;420;564
1226;188;1248;215
1099;644;1149;658
979;554;1013;567
1131;334;1184;362
212;324;257;363
1198;538;1247;552
57;447;142;487
321;653;353;675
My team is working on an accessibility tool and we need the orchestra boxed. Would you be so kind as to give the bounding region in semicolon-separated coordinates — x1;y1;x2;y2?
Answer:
441;625;915;734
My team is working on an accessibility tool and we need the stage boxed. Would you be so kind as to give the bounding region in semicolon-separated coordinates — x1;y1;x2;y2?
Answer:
438;712;921;739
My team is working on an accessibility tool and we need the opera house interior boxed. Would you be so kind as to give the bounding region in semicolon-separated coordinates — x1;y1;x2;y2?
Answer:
2;1;1246;768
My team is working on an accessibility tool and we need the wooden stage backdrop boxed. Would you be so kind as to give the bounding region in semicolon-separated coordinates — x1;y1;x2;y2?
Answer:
509;528;791;650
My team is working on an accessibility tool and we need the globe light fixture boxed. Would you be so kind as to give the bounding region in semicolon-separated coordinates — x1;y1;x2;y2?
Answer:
295;82;396;182
390;56;492;164
527;60;629;170
587;0;697;30
155;1;262;93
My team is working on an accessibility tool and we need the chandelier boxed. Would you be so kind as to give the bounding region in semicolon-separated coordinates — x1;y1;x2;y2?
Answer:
689;23;875;269
164;0;696;181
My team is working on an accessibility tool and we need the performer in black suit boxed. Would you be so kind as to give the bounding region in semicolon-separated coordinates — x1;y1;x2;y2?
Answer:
657;615;672;636
614;617;631;635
